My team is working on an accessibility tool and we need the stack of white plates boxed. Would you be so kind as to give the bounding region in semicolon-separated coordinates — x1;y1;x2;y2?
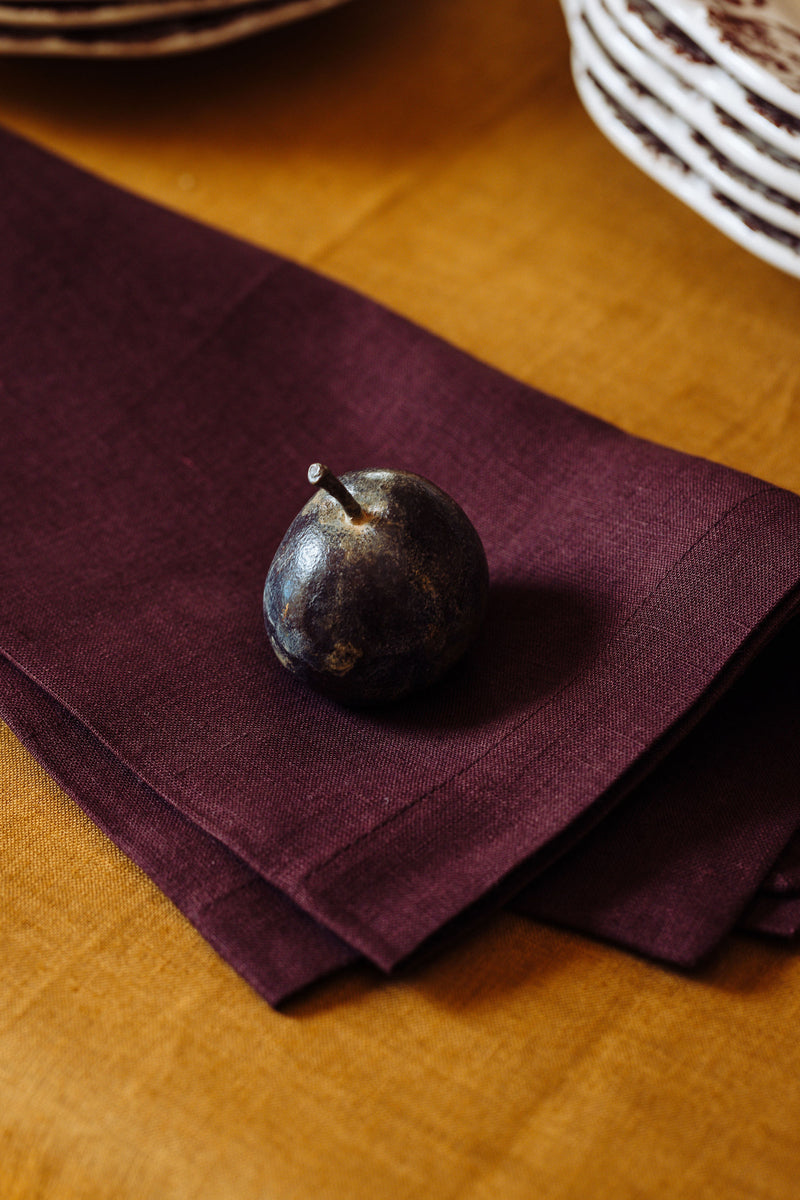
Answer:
0;0;350;57
562;0;800;277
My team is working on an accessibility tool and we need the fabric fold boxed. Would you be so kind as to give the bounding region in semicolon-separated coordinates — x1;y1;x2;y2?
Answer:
2;123;799;1005
0;657;358;1006
512;611;800;963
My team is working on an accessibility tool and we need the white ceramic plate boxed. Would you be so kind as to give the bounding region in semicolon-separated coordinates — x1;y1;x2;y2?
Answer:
572;4;800;233
0;0;350;53
646;0;800;118
602;0;800;160
570;50;800;277
579;0;800;203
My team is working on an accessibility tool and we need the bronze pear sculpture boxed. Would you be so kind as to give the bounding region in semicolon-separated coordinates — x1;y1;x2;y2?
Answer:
263;464;489;705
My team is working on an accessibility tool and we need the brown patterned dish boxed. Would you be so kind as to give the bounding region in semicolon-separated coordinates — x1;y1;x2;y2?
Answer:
0;0;272;30
561;0;800;273
588;0;800;199
570;50;800;275
646;0;800;117
576;0;800;229
0;0;351;52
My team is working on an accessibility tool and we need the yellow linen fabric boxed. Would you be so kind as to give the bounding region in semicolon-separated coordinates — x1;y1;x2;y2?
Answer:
2;1;800;1196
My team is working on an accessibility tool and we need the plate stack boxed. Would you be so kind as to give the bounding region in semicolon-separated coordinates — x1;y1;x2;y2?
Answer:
563;0;800;277
0;0;349;57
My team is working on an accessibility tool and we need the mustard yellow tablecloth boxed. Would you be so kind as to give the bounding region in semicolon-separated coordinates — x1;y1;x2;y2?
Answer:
2;2;800;1196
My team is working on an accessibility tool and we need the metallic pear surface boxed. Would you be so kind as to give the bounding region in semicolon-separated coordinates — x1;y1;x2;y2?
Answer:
263;467;489;705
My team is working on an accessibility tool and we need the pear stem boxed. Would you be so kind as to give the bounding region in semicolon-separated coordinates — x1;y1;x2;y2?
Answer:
308;463;364;521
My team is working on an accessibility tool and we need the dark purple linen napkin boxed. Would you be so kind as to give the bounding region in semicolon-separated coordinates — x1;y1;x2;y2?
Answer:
513;615;800;961
0;656;358;1005
2;125;800;1004
762;828;800;893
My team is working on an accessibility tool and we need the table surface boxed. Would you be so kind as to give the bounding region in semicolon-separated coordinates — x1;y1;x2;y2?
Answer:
2;2;800;1197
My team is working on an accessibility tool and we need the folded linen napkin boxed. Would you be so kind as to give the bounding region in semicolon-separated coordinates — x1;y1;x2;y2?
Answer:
2;125;799;1005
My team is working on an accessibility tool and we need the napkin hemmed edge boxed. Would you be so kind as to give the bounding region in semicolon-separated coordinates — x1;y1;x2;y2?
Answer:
0;654;359;1007
297;486;800;968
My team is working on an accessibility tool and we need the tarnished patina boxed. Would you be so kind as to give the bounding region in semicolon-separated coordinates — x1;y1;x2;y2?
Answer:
263;464;489;705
